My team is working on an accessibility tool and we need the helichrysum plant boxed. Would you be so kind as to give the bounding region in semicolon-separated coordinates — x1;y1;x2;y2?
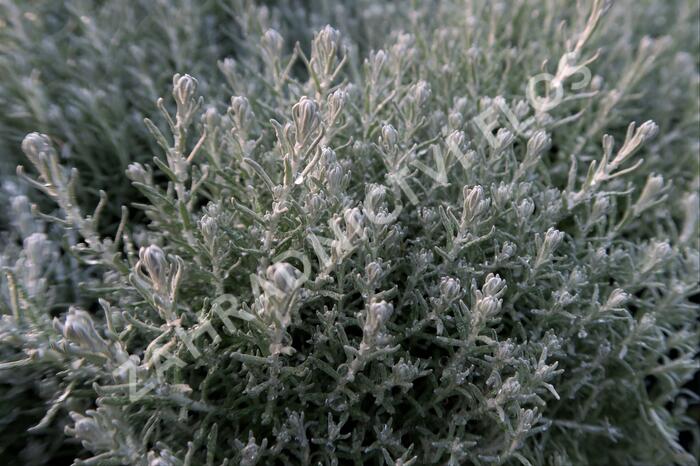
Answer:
1;0;699;465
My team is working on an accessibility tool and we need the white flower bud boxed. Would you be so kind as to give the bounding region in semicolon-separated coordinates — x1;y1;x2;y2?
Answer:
230;96;254;130
381;124;398;149
199;215;217;243
365;261;383;285
482;273;506;297
498;241;517;261
605;288;629;309
448;111;463;128
411;80;431;105
641;241;672;273
492;182;513;209
477;295;501;318
139;245;169;292
306;193;325;213
498;377;521;398
266;262;300;294
69;412;108;449
313;25;340;59
365;300;393;337
326;162;344;193
321;147;337;165
369;50;387;80
496;128;514;149
126;162;149;184
261;28;284;57
526;130;551;158
517;198;535;221
172;74;198;106
328;88;346;116
633;173;665;216
63;308;108;353
292;96;320;146
21;132;53;168
440;277;461;302
446;130;465;153
344;207;365;240
543;228;564;252
462;185;488;225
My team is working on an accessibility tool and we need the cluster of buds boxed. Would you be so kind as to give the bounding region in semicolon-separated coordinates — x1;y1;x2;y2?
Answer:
469;274;507;340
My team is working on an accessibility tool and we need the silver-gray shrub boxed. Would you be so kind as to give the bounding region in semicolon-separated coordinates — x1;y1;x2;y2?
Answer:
1;0;699;465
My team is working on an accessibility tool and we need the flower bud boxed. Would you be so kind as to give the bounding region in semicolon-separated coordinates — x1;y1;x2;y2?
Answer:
326;162;344;193
526;130;551;158
365;300;393;336
462;185;488;224
344;207;365;240
139;245;168;292
328;88;346;117
492;182;513;209
63;307;108;353
639;120;659;139
69;412;108;449
440;277;461;302
21;132;53;168
544;227;564;250
230;96;254;130
321;146;337;165
482;273;506;297
605;288;629;309
172;74;198;106
446;130;465;153
411;80;431;105
365;261;383;285
448;111;463;128
199;215;217;244
476;295;501;317
306;193;325;213
369;50;387;80
261;28;284;57
497;241;517;261
496;128;514;149
633;173;664;216
517;198;535;221
126;162;149;184
381;124;398;149
266;262;300;294
292;96;320;146
313;25;340;62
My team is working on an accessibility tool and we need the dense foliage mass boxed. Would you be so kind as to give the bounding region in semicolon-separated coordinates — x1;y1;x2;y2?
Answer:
1;0;698;465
